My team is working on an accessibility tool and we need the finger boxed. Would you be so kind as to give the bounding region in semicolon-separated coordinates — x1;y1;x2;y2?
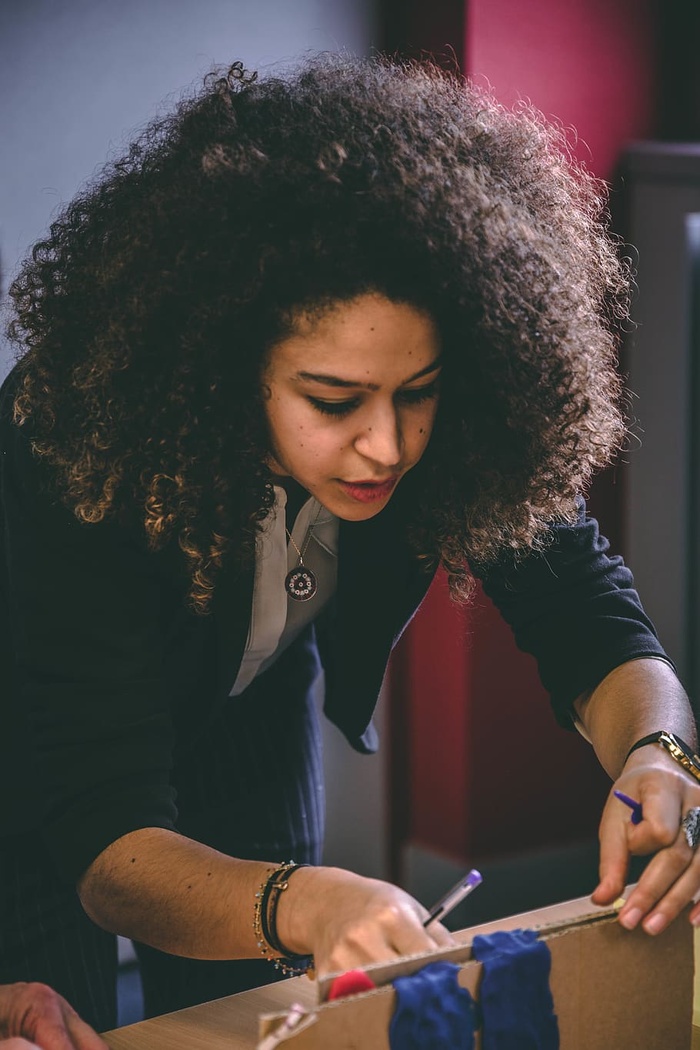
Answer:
592;802;630;905
389;911;456;960
20;987;106;1050
638;853;700;936
18;986;77;1050
625;784;684;856
0;1040;43;1049
320;932;403;976
64;1010;109;1050
28;1020;78;1050
619;831;695;931
424;920;455;950
322;909;454;975
689;897;700;926
322;932;453;977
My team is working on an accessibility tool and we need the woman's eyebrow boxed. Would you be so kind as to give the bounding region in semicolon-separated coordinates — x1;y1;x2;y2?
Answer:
294;357;443;390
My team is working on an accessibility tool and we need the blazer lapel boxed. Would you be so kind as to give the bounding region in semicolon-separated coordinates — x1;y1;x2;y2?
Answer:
209;480;435;747
322;497;435;748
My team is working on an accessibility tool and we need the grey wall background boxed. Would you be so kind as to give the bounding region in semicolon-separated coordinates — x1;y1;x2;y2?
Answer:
0;0;389;879
0;0;377;377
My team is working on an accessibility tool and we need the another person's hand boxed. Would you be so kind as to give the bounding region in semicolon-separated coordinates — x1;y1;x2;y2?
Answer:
276;867;455;976
593;745;700;935
0;983;107;1050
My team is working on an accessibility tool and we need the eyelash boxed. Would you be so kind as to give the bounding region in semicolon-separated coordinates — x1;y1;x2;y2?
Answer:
307;382;440;418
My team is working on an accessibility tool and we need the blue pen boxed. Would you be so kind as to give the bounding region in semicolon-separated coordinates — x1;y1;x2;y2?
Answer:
423;869;483;927
614;789;643;825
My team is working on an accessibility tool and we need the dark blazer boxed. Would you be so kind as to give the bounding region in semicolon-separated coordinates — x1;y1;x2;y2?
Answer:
0;371;667;883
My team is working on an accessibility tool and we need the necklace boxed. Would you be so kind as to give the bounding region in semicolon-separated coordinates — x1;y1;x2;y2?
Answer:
285;504;323;601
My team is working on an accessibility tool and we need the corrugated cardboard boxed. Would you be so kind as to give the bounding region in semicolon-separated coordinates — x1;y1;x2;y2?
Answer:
259;895;694;1049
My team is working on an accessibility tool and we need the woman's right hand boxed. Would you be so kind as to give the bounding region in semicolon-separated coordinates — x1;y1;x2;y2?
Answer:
276;866;456;976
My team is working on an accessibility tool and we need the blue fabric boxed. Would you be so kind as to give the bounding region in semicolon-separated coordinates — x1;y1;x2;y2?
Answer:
472;930;559;1049
389;961;477;1049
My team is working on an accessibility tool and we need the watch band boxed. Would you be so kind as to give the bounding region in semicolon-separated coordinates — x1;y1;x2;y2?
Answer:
625;731;700;784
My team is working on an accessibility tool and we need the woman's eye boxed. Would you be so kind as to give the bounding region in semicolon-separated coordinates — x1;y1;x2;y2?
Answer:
396;382;440;405
307;382;439;417
307;396;359;417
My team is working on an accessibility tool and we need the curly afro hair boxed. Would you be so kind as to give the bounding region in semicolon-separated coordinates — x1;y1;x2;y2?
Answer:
7;54;627;612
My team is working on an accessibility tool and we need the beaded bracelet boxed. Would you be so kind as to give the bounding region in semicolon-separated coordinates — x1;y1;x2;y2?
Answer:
253;860;313;977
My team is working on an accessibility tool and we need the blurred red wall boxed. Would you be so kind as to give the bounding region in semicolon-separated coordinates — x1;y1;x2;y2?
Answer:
385;0;661;871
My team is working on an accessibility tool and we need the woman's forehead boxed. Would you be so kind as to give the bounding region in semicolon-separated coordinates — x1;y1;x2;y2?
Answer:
266;294;441;382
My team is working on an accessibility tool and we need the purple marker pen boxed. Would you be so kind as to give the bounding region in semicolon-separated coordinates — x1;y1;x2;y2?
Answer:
423;869;483;928
614;789;643;825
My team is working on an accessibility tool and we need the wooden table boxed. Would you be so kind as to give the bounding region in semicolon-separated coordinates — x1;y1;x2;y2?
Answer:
103;974;315;1050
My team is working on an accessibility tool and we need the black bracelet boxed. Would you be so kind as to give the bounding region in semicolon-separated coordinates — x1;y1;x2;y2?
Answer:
625;730;700;783
267;863;308;956
260;863;290;953
625;732;668;764
253;861;312;977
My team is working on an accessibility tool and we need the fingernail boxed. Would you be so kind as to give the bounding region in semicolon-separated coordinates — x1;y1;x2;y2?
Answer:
619;907;642;930
691;913;700;928
643;913;667;935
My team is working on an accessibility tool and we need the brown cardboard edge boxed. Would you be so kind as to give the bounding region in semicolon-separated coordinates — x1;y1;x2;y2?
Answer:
258;893;626;1040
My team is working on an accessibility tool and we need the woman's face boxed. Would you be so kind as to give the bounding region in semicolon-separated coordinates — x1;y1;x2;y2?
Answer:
262;293;441;521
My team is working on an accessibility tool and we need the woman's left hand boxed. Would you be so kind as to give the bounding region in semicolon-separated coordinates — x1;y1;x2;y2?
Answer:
0;984;107;1050
592;744;700;935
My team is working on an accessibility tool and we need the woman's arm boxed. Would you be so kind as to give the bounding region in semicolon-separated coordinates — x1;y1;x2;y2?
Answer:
77;828;453;974
479;501;700;933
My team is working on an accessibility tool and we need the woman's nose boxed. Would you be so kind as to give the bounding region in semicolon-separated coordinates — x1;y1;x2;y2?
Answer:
353;409;403;468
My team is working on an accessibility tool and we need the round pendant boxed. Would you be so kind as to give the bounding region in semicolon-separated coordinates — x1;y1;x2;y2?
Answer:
285;566;317;602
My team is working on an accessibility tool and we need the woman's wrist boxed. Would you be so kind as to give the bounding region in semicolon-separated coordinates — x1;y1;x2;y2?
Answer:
273;863;324;958
624;730;700;774
622;735;700;792
251;861;312;975
575;658;694;779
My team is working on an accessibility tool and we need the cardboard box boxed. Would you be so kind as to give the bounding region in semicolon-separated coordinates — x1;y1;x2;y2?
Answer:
259;895;694;1049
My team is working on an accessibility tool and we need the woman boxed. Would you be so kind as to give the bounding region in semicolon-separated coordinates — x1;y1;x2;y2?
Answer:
1;55;697;1029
